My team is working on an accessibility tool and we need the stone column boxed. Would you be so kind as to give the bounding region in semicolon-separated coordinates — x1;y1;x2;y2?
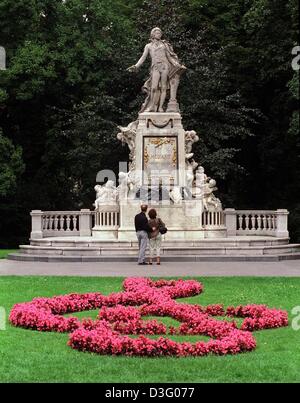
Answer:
79;209;92;237
276;209;289;238
30;210;43;239
224;208;237;236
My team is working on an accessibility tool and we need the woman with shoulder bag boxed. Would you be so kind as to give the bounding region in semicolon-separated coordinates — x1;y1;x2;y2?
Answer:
148;209;166;265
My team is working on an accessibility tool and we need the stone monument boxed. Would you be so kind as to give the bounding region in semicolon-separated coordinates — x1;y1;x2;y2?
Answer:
9;28;295;262
92;27;225;240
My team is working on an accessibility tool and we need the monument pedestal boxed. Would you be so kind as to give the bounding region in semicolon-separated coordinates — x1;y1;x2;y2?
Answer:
135;112;186;189
92;81;225;241
117;199;226;241
93;108;227;241
92;228;118;240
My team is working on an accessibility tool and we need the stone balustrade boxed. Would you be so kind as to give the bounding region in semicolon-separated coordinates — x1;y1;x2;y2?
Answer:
92;205;120;240
42;212;79;233
202;210;225;228
94;210;120;229
224;209;289;238
30;208;289;239
30;210;93;239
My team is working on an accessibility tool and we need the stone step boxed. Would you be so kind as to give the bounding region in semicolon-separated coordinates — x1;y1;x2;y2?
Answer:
8;252;300;263
17;243;300;257
30;237;290;248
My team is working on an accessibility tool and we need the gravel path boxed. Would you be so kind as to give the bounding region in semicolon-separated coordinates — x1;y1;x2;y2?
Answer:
0;259;300;277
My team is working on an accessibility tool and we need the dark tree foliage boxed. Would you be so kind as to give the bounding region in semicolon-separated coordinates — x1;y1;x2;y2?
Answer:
0;0;299;246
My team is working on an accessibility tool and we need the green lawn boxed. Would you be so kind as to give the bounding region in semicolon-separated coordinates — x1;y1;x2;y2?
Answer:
0;250;17;259
0;276;299;383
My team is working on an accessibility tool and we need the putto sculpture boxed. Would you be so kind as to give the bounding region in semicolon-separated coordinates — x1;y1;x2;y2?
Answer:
203;179;222;211
117;121;138;170
185;130;199;160
127;27;186;113
94;180;118;208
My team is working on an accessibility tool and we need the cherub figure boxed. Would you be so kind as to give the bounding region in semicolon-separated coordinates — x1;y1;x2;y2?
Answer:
117;121;138;162
94;180;118;209
169;187;182;204
203;179;222;211
185;130;199;160
118;172;137;200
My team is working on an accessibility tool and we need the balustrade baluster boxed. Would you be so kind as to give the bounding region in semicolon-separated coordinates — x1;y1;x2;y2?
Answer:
49;216;54;231
47;216;50;230
238;215;243;230
245;215;249;230
66;215;71;231
256;215;262;230
271;215;275;229
73;215;78;231
59;216;64;231
54;216;59;231
250;215;255;231
262;215;267;230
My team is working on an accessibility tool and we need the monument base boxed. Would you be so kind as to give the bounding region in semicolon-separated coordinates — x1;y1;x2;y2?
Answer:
92;227;118;240
100;200;227;241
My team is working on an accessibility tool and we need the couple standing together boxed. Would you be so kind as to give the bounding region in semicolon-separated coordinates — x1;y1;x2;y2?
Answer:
134;205;166;265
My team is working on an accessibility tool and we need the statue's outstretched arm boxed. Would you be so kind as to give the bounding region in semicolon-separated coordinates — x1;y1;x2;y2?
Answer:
127;45;149;72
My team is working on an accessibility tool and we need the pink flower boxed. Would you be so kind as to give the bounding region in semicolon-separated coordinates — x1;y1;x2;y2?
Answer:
9;278;288;357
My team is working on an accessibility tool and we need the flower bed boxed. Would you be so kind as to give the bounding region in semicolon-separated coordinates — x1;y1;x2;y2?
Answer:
9;278;288;357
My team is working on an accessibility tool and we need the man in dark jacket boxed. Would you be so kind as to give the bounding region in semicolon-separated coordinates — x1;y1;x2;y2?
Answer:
135;204;152;265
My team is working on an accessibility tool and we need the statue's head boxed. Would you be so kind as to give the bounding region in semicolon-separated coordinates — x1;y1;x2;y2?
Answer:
150;27;162;40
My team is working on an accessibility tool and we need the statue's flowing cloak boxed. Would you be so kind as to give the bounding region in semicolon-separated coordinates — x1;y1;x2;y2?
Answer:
140;40;186;112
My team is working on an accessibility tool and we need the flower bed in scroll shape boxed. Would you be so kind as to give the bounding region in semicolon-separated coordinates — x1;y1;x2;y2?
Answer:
9;278;288;357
